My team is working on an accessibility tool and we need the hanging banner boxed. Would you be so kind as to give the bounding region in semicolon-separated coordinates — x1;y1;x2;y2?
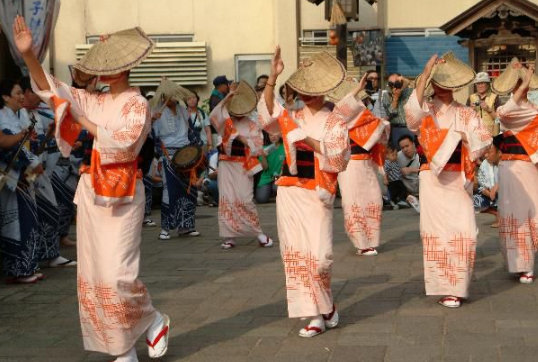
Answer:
0;0;60;74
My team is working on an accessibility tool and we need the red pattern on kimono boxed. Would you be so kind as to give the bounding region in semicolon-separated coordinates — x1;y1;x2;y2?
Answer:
78;275;151;348
282;246;332;305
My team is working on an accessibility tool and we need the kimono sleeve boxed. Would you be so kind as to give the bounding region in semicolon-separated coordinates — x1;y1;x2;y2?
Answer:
318;110;350;173
464;107;492;161
497;98;538;129
209;101;231;136
403;90;429;133
30;68;95;157
333;92;367;126
96;96;150;166
257;96;283;136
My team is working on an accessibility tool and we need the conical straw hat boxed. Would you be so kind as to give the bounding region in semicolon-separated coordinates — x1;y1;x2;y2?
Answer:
227;81;258;117
326;78;368;103
431;52;475;89
150;78;195;109
73;27;154;76
491;58;538;95
287;51;345;96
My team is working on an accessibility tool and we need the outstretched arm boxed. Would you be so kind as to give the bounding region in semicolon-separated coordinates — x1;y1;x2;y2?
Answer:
13;15;50;91
263;46;285;116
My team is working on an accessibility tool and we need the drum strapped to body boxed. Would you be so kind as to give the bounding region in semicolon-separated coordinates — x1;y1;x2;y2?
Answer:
170;145;208;191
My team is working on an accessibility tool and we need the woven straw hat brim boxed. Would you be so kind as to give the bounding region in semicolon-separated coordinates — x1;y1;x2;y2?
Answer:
430;52;475;90
73;27;155;76
227;81;258;117
286;51;345;96
326;79;364;103
149;79;195;109
491;59;522;95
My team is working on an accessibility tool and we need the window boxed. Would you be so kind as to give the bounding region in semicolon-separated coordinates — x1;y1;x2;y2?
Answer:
86;34;194;44
234;54;272;87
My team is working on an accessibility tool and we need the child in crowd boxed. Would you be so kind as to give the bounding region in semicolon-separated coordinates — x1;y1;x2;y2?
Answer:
384;144;407;210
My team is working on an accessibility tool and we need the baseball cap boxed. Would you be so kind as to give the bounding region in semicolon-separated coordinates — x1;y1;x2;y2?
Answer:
213;75;231;87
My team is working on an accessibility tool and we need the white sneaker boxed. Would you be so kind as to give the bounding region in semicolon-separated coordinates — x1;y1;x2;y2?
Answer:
407;195;420;213
159;231;171;240
390;201;399;210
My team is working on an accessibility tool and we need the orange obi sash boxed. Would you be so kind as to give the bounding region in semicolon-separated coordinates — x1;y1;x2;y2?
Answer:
348;109;386;169
500;131;532;162
504;114;538;164
275;110;338;197
418;115;475;183
220;118;261;175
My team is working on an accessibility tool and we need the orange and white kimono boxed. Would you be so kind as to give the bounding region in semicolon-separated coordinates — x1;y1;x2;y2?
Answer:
496;99;538;273
32;71;157;356
338;105;389;250
258;93;363;318
404;90;491;298
209;102;265;238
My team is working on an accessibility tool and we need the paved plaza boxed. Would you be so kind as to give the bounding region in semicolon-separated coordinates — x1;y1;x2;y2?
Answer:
1;202;538;362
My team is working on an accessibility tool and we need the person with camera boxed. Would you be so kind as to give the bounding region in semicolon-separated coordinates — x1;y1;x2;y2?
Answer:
467;72;500;136
381;73;414;148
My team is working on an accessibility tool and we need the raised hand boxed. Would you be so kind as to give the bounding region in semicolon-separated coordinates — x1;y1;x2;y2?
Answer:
271;46;285;78
521;65;535;91
423;54;438;79
13;15;33;55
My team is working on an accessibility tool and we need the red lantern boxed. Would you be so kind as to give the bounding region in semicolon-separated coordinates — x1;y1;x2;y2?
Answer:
329;29;339;45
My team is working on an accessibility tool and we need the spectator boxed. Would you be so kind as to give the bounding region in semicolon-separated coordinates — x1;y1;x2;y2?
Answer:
365;70;380;106
382;73;414;148
186;91;213;152
384;144;407;210
209;75;231;112
203;149;219;206
474;136;502;227
255;134;284;204
256;74;269;89
467;72;500;136
397;134;420;212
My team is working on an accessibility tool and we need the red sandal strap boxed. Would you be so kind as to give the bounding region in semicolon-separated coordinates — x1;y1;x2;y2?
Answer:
304;326;323;333
323;304;336;321
146;325;169;348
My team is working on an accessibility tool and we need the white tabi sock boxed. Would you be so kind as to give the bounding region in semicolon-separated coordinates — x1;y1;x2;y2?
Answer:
113;346;138;362
49;256;70;267
147;311;164;342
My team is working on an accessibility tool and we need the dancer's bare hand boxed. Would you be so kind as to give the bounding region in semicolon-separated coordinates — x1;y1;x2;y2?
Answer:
13;15;33;55
271;46;285;78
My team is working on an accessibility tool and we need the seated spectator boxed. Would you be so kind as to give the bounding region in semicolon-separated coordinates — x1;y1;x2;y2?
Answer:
203;149;219;207
384;144;407;210
255;134;284;204
397;135;420;212
474;135;502;227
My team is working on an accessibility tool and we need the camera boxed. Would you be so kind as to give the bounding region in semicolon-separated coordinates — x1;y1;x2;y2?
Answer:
474;100;481;106
393;80;403;89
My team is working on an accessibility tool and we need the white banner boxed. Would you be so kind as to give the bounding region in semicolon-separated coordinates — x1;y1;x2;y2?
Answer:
0;0;60;74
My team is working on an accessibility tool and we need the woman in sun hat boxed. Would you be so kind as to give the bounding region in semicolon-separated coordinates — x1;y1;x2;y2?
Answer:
258;46;366;337
404;52;492;308
209;80;274;250
13;15;169;362
329;79;390;258
493;58;538;284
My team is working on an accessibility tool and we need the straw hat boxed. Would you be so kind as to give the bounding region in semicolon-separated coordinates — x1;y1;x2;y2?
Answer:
286;51;345;96
227;81;258;117
491;58;538;95
73;27;154;77
416;52;475;92
326;78;368;103
150;79;195;109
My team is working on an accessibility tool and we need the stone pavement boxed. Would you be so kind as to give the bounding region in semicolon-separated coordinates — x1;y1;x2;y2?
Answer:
1;201;538;362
